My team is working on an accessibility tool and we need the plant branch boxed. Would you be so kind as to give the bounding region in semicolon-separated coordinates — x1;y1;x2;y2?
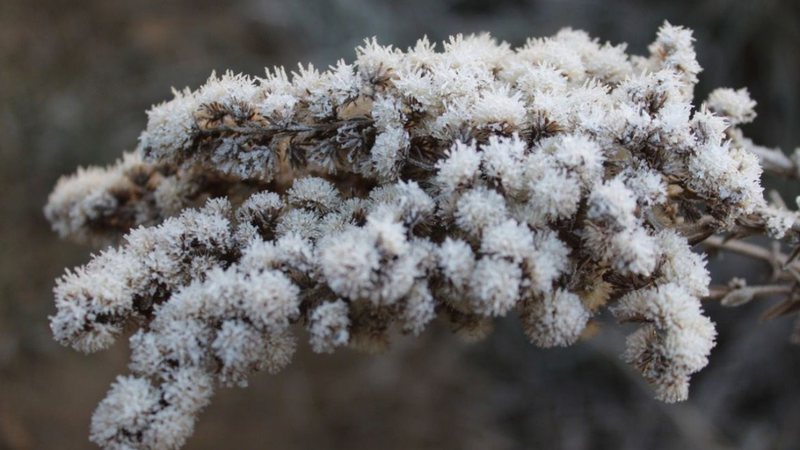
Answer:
704;283;794;303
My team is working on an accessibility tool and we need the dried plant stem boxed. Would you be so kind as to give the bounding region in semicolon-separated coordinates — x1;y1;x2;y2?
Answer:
701;235;800;278
702;235;778;265
705;284;793;301
746;144;798;179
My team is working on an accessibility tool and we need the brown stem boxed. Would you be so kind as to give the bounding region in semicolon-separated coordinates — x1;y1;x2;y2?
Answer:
196;117;374;138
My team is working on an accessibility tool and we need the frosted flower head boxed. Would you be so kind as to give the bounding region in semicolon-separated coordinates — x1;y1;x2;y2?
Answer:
90;376;162;449
455;187;508;236
613;283;716;402
656;230;710;297
469;257;522;316
537;134;605;186
647;22;702;91
522;161;582;222
480;134;527;192
470;86;527;130
521;289;590;347
705;87;757;125
525;230;571;294
587;177;638;229
435;140;482;194
370;126;410;181
481;219;534;263
308;300;351;353
287;177;342;213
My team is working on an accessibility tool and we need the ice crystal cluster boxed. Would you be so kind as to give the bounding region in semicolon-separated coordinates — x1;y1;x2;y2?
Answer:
45;22;798;449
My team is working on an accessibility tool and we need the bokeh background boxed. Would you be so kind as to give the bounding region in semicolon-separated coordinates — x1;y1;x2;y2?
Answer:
2;0;800;449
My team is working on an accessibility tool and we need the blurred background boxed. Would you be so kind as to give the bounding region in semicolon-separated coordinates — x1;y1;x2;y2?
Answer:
2;0;800;448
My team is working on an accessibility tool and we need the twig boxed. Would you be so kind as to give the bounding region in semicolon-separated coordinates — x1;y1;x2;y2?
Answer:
700;235;800;283
197;117;374;137
747;144;798;178
702;235;776;264
704;284;793;302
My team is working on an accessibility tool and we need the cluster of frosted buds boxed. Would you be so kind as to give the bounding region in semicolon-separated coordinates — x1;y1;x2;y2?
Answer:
46;22;800;449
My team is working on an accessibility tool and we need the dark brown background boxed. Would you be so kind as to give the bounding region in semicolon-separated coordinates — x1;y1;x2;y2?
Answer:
2;0;800;448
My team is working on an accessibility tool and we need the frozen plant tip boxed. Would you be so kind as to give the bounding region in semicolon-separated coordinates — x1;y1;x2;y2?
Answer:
46;22;800;449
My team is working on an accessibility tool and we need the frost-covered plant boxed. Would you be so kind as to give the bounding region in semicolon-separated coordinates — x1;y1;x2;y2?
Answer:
46;22;800;449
